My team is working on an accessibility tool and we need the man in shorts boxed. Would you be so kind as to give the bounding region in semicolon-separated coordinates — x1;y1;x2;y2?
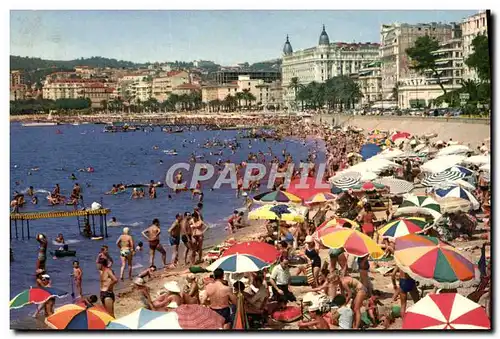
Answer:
180;212;193;265
168;214;182;267
99;257;118;317
142;219;167;267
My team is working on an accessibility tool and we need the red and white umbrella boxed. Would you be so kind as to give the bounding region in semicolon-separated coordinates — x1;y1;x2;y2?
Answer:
391;131;411;142
402;293;490;330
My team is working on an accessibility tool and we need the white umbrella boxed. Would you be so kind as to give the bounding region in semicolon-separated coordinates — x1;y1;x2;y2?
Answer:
436;179;476;192
330;172;361;189
107;308;182;329
421;155;466;174
463;155;490;166
479;163;490;172
436;145;471;157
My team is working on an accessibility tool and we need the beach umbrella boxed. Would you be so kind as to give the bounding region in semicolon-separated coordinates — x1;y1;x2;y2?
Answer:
285;176;331;200
221;241;280;264
436;145;471;157
377;217;429;240
248;204;305;222
479;163;490;172
360;143;382;160
395;195;442;220
316;218;360;238
445;165;474;177
462;155;490;166
392;150;420;159
206;253;270;273
351;181;387;192
10;287;68;309
437;197;472;214
320;228;384;259
305;192;337;205
253;190;302;204
329;174;361;189
374;177;414;195
422;171;466;187
107;307;225;330
391;131;411;142
434;186;480;210
402;293;490;329
45;304;114;330
421;155;466;173
395;234;479;288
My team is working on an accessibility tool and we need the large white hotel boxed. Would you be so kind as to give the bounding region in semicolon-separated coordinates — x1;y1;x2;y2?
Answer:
281;26;380;109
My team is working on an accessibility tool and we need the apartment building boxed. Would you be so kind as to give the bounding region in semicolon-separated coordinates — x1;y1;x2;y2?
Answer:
255;80;283;109
461;11;488;80
10;70;24;87
380;22;453;101
355;61;382;106
201;84;238;105
42;79;113;107
151;71;190;102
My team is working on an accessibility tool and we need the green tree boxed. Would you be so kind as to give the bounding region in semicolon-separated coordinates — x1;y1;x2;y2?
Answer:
100;100;108;112
465;35;490;83
406;36;447;95
235;92;245;108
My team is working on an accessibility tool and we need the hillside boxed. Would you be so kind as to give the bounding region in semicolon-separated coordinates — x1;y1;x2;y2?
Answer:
10;56;144;72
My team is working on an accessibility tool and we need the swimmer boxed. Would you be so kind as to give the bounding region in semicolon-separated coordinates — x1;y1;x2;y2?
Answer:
70;173;77;180
110;217;118;225
135;241;144;252
55;233;65;244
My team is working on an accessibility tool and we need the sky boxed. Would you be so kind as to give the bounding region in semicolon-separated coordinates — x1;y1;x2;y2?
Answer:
10;10;479;65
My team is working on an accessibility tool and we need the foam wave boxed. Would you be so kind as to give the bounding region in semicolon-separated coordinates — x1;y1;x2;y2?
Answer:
52;239;81;245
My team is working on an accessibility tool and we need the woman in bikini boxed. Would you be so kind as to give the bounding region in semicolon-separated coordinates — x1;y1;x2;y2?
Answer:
190;215;205;264
359;204;376;238
331;274;367;329
116;227;134;281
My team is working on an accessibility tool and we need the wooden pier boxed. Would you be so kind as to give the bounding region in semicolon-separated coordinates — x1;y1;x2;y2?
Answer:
10;208;110;240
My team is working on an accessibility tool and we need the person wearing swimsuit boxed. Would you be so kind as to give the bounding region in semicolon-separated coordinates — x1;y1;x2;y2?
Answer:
304;236;321;286
329;248;348;277
142;219;167;267
36;233;48;271
396;268;420;315
357;255;372;295
116;227;134;281
360;204;376;238
332;274;367;329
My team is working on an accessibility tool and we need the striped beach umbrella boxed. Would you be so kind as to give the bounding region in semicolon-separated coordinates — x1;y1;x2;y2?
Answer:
395;195;442;220
377;217;429;240
395;234;479;288
374;177;414;195
352;181;387;192
106;309;182;330
174;304;226;329
315;218;360;238
422;171;466;187
445;165;474;177
222;241;280;264
435;186;480;210
305;192;337;205
391;131;411;142
403;293;490;329
330;175;361;189
10;287;68;309
206;253;270;273
320;228;384;259
46;304;114;330
253;190;302;204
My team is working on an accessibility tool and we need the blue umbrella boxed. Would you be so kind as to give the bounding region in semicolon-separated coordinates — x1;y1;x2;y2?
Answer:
206;253;270;273
360;144;382;160
434;186;480;210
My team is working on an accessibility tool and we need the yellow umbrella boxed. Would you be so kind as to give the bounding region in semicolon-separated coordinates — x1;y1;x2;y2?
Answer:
248;205;305;222
320;228;384;259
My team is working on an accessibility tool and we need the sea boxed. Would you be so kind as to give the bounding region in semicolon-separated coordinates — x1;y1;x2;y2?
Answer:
9;122;325;327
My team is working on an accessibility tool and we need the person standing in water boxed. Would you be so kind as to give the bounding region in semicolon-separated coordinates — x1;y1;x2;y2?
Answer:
116;227;135;281
180;212;193;265
36;233;48;271
72;260;83;298
168;214;182;267
142;219;167;267
148;180;157;199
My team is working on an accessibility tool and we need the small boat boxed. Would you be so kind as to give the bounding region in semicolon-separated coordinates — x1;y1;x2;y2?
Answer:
72;123;80;126
51;249;77;257
22;122;58;127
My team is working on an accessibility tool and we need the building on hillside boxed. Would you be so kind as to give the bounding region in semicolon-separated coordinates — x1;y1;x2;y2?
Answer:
151;71;191;102
380;22;453;101
172;83;201;96
281;26;380;109
74;66;96;79
131;81;152;102
42;79;113;107
10;70;24;87
201;83;238;107
193;60;217;68
397;25;463;109
213;70;281;85
255;80;283;109
461;11;488;80
10;84;27;101
353;61;382;106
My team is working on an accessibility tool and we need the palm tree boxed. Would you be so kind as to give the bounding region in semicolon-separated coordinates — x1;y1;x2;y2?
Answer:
168;94;180;112
100;100;108;112
224;94;237;112
235;92;245;109
289;77;300;101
